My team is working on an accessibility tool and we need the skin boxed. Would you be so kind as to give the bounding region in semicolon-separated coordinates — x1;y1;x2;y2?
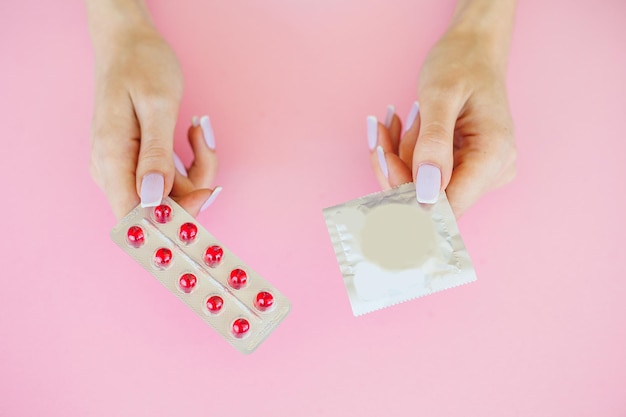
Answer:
370;0;517;218
86;0;219;220
88;0;516;220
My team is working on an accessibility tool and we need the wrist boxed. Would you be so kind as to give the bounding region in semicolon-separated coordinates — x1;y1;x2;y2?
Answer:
86;0;155;55
448;0;516;69
452;0;516;33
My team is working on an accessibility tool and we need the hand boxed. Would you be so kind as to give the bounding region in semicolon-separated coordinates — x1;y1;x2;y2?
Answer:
88;5;219;219
368;1;517;218
170;116;222;218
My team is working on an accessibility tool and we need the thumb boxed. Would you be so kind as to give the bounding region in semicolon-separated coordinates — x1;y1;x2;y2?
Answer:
134;101;178;207
411;92;462;204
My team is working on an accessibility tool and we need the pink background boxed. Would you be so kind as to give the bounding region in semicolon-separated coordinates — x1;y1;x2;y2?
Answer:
1;0;625;415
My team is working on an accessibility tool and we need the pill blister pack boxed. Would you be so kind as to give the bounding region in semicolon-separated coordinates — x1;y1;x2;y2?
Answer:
110;198;291;354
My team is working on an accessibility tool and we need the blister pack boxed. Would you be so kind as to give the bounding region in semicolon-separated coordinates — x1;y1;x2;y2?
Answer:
110;198;291;354
323;183;476;316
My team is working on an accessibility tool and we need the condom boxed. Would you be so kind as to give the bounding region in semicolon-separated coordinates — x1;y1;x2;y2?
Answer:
323;183;476;316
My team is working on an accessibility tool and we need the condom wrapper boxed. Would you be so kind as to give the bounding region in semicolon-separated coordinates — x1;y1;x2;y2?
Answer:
110;198;291;354
323;183;476;316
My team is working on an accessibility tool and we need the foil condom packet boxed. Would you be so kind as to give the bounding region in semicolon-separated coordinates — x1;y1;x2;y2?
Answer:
110;197;291;354
323;183;476;316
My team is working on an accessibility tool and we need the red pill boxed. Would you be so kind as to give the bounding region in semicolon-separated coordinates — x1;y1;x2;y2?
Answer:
153;204;172;223
127;226;145;248
204;245;224;268
206;295;224;314
179;273;197;293
179;222;198;244
229;269;248;289
232;318;250;338
153;248;172;268
254;291;274;311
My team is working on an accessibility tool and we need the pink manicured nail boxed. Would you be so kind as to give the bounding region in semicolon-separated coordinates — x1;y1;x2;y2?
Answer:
200;115;216;150
140;173;164;207
416;164;441;204
376;146;388;179
367;116;378;150
404;101;420;133
173;152;188;177
192;116;200;127
384;105;395;129
200;186;223;213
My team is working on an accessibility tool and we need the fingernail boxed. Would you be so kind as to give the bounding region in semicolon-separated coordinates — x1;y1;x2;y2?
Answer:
384;105;395;129
173;152;188;177
416;164;441;204
404;101;420;133
192;116;200;127
200;186;223;212
200;115;216;150
376;146;389;179
367;115;378;150
140;173;165;207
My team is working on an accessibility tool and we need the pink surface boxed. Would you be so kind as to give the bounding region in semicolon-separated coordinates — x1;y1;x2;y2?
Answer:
1;0;625;415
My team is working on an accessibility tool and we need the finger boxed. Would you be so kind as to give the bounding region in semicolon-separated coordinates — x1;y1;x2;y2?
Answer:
371;146;413;190
172;186;223;218
384;105;402;153
371;145;390;189
134;94;179;208
368;116;399;189
446;137;513;218
91;101;142;219
383;147;413;188
93;137;141;219
399;101;420;169
170;167;195;198
187;115;218;189
367;116;395;153
412;92;464;204
366;115;379;151
173;152;188;177
445;158;493;218
492;163;517;189
447;114;517;216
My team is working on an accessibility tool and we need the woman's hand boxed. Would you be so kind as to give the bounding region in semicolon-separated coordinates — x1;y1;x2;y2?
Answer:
87;0;219;219
368;0;517;218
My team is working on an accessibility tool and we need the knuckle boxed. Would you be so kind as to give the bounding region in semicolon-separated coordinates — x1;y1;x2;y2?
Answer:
422;78;469;103
90;137;132;179
141;91;172;110
90;123;105;146
139;145;171;168
418;123;453;149
501;136;517;168
89;158;101;184
94;152;120;178
434;82;464;99
136;84;181;111
483;130;517;175
89;140;107;169
497;141;518;184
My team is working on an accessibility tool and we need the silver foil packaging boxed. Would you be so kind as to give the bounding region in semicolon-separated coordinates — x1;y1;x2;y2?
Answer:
323;183;476;316
110;198;291;354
